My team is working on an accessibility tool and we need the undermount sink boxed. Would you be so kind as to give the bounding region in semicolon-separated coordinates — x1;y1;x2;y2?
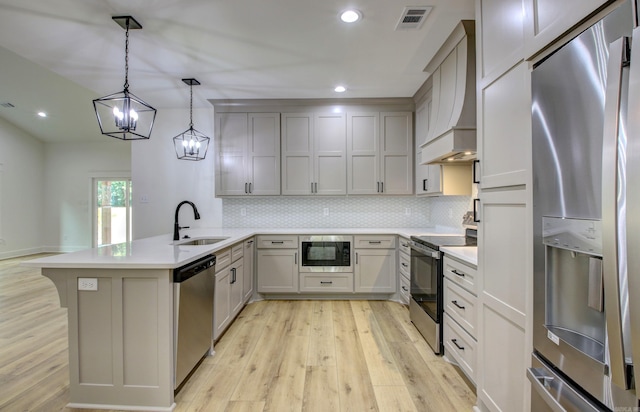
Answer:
174;237;229;246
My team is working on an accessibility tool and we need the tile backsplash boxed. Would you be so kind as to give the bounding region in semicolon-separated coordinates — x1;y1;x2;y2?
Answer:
222;196;471;229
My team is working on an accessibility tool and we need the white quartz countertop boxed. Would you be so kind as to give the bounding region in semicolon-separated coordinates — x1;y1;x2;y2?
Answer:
22;227;462;270
440;246;478;266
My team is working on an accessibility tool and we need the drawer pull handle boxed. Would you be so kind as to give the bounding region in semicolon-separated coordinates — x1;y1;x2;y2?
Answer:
452;269;465;277
271;241;284;244
402;242;409;247
452;339;465;351
452;300;465;310
401;263;408;268
369;241;382;244
401;286;408;292
320;281;333;285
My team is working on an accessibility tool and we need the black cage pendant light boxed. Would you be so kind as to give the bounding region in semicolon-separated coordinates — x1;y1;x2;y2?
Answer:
93;16;156;140
172;78;210;161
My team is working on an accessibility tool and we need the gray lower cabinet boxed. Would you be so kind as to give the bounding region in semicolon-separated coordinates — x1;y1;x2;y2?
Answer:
398;236;411;305
256;235;299;293
214;243;245;341
354;235;397;293
299;272;353;293
442;254;478;383
242;238;255;301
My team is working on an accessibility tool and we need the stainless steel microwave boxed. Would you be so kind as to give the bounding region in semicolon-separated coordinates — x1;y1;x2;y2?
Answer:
299;235;352;272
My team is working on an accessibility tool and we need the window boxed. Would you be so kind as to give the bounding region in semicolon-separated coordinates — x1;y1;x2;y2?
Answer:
94;179;132;247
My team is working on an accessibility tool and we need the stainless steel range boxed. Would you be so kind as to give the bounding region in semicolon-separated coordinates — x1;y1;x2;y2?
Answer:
409;229;476;354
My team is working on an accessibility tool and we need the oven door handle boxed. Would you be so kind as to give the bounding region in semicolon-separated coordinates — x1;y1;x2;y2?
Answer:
409;243;440;259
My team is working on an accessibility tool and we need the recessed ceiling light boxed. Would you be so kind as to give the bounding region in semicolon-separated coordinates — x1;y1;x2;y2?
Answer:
340;9;362;23
334;86;346;93
37;112;47;118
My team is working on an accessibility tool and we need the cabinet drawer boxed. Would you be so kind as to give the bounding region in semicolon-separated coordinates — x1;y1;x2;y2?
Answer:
231;243;244;262
444;279;477;337
216;248;231;269
443;255;477;295
300;273;353;293
354;235;396;249
256;235;298;249
398;252;410;279
399;275;410;305
443;312;476;383
398;236;411;255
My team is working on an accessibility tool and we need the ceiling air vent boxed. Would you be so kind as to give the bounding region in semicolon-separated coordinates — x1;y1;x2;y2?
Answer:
0;102;15;108
395;6;432;31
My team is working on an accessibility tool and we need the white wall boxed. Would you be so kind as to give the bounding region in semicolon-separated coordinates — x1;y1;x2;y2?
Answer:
43;141;131;252
132;107;221;239
0;117;45;259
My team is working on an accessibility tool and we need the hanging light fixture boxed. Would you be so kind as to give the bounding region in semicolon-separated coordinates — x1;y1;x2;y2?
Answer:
172;78;210;161
93;16;156;140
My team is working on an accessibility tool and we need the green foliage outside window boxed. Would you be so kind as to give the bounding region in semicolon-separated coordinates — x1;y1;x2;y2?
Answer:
97;180;130;207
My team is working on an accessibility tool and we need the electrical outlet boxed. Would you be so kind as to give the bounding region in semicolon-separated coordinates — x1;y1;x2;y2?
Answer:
323;208;329;216
140;194;149;203
448;208;453;218
78;278;98;291
240;208;246;216
405;208;411;216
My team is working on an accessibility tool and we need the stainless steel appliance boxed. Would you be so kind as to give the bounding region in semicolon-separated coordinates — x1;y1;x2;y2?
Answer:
299;235;352;272
173;254;216;391
409;230;477;354
531;2;640;409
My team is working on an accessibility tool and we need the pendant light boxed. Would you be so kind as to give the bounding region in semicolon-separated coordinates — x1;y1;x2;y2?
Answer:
93;16;156;140
172;78;210;161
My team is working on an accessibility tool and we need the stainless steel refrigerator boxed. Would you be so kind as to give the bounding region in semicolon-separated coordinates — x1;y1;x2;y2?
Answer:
531;1;640;410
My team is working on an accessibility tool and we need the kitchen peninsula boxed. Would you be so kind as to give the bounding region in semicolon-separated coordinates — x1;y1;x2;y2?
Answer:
23;226;470;411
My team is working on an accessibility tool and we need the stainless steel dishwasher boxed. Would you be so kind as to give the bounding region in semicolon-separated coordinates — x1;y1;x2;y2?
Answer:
173;254;216;391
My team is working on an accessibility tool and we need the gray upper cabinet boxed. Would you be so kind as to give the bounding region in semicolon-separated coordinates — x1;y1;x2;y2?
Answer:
347;111;413;195
281;112;347;195
215;112;281;196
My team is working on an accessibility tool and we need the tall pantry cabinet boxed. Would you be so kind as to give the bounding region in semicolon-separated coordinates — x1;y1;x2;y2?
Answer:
474;0;610;411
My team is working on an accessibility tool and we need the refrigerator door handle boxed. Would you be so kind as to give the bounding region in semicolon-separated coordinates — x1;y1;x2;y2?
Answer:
527;363;603;412
526;368;565;412
601;36;629;390
626;26;640;401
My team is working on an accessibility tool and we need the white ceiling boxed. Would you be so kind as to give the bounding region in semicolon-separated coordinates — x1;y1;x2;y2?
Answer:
0;0;474;143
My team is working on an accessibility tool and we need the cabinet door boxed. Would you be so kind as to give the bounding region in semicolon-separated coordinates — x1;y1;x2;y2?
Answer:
354;249;396;293
478;62;530;189
281;113;314;195
314;113;347;195
230;258;244;316
247;113;280;195
213;266;231;340
523;0;609;60
242;239;254;302
415;100;433;196
257;249;299;293
476;188;529;412
215;113;247;196
347;112;379;194
416;154;444;196
380;112;413;195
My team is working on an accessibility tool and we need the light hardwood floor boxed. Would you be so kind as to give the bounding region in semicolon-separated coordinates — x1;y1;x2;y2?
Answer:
0;255;475;412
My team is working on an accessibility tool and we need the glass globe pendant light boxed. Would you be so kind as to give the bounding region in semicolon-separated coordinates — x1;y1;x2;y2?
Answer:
172;78;210;161
93;16;156;140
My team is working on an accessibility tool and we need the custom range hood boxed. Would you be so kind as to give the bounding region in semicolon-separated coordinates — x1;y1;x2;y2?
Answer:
420;20;476;164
